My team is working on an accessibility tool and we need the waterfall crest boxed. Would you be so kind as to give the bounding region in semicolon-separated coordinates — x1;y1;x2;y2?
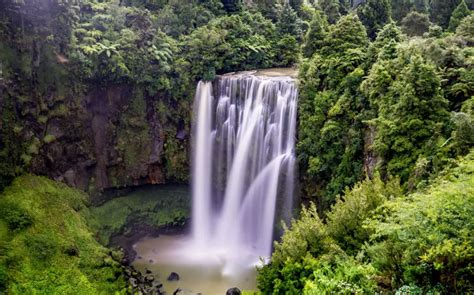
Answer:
192;73;298;272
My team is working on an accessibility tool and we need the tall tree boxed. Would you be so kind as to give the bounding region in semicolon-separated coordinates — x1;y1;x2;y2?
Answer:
303;10;329;58
391;0;413;21
319;0;341;24
221;0;242;13
289;0;303;13
456;14;474;45
391;0;429;21
401;11;431;36
430;0;462;28
323;13;369;54
250;0;284;21
338;0;352;14
357;0;392;39
362;53;449;181
277;3;304;40
366;22;403;65
413;0;429;13
448;0;471;31
297;14;369;209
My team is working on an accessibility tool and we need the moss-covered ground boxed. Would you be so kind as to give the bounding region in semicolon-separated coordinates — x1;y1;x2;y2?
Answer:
0;175;127;294
90;184;190;246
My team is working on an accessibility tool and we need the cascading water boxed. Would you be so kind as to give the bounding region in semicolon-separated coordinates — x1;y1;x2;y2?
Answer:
132;71;298;294
192;72;298;274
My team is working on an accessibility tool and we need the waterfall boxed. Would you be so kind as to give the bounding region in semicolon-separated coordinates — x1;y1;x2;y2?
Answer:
192;73;297;273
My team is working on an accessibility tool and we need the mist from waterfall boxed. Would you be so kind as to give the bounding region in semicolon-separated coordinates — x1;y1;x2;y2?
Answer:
191;73;298;274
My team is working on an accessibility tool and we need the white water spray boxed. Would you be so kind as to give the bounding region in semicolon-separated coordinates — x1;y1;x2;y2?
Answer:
191;72;298;274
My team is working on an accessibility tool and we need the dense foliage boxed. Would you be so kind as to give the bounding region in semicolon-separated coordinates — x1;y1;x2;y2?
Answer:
261;0;473;293
258;151;474;293
298;13;369;211
298;2;473;210
0;0;304;191
0;176;127;293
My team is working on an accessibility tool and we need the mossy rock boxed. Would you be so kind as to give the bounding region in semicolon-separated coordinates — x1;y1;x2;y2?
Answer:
90;184;190;245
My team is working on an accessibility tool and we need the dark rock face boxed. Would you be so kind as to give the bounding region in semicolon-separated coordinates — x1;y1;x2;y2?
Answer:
363;125;378;178
226;287;241;295
24;85;190;203
167;272;180;281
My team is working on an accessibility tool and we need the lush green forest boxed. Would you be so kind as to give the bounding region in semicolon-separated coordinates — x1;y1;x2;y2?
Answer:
0;0;473;293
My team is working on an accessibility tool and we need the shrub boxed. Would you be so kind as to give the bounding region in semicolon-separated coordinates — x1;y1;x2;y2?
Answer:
326;176;402;254
366;151;474;291
0;264;6;291
272;204;337;265
258;255;319;293
0;202;32;231
257;204;344;293
303;256;377;294
26;234;59;261
401;11;431;36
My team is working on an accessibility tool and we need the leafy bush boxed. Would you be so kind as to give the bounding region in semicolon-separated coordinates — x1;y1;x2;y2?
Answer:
258;255;318;293
326;176;403;255
456;14;474;45
25;234;59;261
257;204;343;293
0;264;6;291
303;256;377;294
395;285;423;294
42;134;56;144
0;202;32;231
259;151;473;293
275;34;301;66
366;151;474;291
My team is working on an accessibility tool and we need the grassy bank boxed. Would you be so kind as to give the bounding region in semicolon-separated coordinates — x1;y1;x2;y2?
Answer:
0;175;127;294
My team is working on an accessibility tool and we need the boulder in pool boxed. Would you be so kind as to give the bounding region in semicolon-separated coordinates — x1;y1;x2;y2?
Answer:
226;287;241;295
167;272;180;281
